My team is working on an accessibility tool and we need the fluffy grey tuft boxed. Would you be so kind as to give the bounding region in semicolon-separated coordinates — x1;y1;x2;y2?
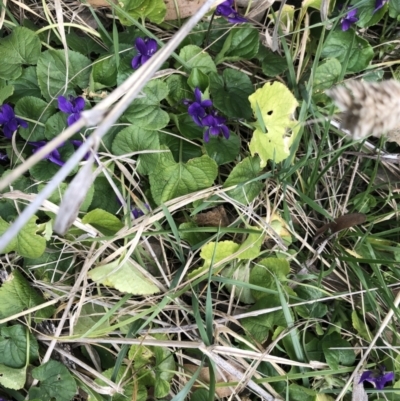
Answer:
327;80;400;141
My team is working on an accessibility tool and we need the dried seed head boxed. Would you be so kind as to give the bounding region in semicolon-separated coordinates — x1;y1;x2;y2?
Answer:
327;80;400;141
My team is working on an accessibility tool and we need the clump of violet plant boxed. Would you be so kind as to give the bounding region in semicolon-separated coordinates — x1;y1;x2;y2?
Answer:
184;88;230;142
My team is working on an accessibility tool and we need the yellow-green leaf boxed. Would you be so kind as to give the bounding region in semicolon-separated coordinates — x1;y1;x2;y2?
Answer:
0;215;46;258
88;260;159;295
248;81;299;166
0;364;26;390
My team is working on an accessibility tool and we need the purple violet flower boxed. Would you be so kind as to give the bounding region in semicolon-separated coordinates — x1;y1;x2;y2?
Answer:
0;152;9;161
0;104;28;139
215;0;247;23
29;140;65;167
185;88;213;126
131;37;158;70
132;203;150;219
359;367;394;390
58;95;85;126
374;0;389;12
341;8;359;31
202;110;230;142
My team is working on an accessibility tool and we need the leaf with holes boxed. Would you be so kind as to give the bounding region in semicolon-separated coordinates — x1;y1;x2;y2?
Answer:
248;82;299;166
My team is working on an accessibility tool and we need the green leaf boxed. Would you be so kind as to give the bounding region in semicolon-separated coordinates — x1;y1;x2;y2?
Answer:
352;192;377;213
90;177;120;214
242;297;286;342
166;74;191;108
0;84;14;104
257;47;288;77
74;303;110;336
209;69;253;119
153;346;175;398
188;68;209;92
117;0;166;24
174;113;204;140
0;27;41;80
321;332;355;370
0;324;39;368
37;49;91;102
321;30;374;73
122;80;170;130
92;55;118;87
112;125;161;175
352;311;371;341
149;152;218;205
249;257;290;300
24;248;75;283
0;364;26;390
0;216;46;258
289;384;316;401
0;270;52;319
30;360;78;401
221;262;255;304
44;112;67;140
82;208;124;235
313;58;341;95
204;132;240;165
294;287;328;318
248;81;299;166
237;229;264;260
177;45;217;74
351;0;386;27
389;0;400;18
215;26;259;64
88;259;160;295
92;367;147;401
8;66;42;103
179;222;209;246
15;96;56;141
66;32;105;56
201;240;241;267
162;133;202;163
223;156;263;204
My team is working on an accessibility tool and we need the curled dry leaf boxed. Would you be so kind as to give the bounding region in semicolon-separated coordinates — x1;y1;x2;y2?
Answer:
314;213;366;243
327;80;400;141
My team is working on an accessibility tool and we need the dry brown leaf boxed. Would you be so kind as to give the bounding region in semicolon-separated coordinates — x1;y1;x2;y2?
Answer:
194;205;230;227
184;364;237;398
314;213;366;243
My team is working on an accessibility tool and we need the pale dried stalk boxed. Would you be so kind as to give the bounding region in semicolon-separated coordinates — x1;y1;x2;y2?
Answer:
327;79;400;140
0;0;218;252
